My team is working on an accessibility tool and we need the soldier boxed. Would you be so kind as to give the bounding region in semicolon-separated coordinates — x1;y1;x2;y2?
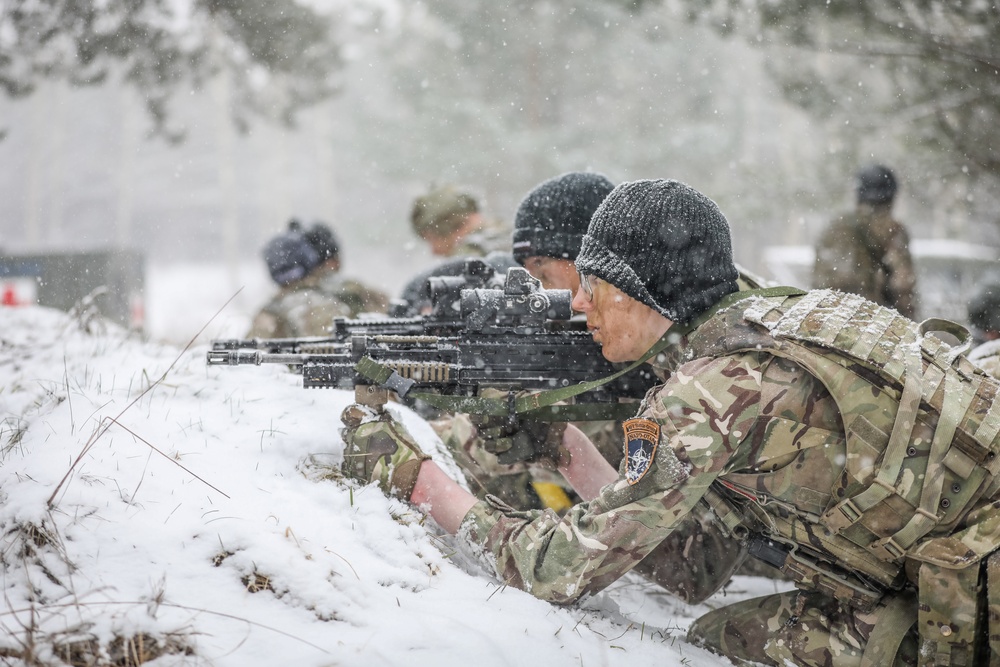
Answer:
394;186;511;317
968;279;1000;379
247;220;388;338
420;173;617;516
300;221;389;318
813;164;918;318
341;179;1000;667
410;185;508;258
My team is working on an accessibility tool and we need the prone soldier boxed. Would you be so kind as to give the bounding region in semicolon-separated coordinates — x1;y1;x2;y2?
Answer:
342;179;1000;667
248;219;388;338
410;185;508;259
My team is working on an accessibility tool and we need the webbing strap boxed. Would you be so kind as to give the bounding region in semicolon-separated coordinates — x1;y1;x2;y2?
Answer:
875;370;980;558
676;286;806;336
702;486;749;540
822;340;924;536
860;591;916;667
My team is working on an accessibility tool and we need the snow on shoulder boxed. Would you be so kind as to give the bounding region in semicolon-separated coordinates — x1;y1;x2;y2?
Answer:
0;305;755;667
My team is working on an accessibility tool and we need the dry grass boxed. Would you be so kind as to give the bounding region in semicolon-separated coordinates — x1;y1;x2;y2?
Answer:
0;631;193;666
241;572;275;594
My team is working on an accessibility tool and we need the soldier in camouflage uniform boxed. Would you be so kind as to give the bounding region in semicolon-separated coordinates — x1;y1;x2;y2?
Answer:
341;179;1000;666
395;186;511;318
969;280;1000;380
247;220;388;338
410;185;509;259
421;173;620;514
813;164;919;318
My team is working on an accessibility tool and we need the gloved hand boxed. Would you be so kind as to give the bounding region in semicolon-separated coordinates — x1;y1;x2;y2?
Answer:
340;403;430;500
470;413;568;468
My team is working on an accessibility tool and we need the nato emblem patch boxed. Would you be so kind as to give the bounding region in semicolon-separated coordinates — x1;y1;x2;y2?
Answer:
623;417;660;485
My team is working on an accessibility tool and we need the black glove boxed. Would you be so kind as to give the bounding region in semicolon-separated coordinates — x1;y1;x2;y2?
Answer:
470;414;568;467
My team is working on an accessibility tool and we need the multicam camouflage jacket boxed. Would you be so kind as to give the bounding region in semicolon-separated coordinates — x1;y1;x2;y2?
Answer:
460;289;1000;661
813;206;918;318
247;265;388;338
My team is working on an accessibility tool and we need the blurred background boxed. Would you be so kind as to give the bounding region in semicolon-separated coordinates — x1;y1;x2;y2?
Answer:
0;0;997;343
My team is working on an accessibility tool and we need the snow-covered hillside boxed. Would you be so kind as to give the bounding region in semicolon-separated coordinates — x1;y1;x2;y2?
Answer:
0;304;787;666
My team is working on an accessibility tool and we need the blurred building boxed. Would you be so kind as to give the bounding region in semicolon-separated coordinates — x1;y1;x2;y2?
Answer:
0;248;145;330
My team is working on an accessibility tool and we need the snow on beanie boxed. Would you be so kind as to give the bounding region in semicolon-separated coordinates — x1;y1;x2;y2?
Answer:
575;179;739;325
512;172;615;264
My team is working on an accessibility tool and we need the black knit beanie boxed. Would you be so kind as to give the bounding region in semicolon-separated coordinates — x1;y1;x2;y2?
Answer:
575;179;739;325
263;229;321;286
512;172;614;264
856;164;897;205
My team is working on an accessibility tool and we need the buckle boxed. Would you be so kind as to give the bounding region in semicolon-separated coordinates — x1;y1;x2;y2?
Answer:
869;536;906;562
822;498;862;532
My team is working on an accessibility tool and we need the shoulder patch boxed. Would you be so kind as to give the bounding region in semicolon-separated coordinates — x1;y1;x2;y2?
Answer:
623;418;660;485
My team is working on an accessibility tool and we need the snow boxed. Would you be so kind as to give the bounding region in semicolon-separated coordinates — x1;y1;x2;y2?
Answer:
0;303;790;666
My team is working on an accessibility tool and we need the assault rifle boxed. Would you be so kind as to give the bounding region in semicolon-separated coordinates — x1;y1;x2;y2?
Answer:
207;261;657;420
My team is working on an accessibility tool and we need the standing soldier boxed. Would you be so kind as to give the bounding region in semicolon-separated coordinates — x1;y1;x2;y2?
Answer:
813;164;918;318
341;179;1000;667
247;220;388;338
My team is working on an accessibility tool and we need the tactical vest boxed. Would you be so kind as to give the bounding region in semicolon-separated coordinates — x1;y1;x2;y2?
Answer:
689;291;1000;626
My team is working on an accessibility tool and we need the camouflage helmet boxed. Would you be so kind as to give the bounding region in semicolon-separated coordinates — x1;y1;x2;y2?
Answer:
969;281;1000;333
410;185;479;239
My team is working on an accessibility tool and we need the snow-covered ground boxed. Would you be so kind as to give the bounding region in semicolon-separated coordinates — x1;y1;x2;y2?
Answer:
0;303;791;666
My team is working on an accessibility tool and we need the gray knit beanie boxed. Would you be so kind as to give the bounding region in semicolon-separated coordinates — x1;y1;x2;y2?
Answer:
575;179;739;325
512;172;615;264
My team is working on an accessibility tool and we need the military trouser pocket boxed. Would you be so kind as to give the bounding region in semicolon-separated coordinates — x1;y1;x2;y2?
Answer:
915;559;983;667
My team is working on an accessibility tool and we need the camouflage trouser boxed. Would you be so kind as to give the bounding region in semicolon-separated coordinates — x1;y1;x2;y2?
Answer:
687;589;919;667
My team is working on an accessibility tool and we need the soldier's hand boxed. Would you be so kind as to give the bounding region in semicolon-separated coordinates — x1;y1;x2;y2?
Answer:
470;413;568;468
340;403;429;500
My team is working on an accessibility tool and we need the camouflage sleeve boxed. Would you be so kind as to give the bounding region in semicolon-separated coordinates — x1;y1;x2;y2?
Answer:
631;500;748;604
459;354;763;605
429;413;541;510
881;221;918;319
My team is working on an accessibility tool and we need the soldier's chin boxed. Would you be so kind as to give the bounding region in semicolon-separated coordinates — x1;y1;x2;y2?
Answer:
599;344;627;364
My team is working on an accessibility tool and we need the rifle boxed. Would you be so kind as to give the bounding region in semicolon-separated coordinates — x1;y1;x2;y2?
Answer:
207;261;657;420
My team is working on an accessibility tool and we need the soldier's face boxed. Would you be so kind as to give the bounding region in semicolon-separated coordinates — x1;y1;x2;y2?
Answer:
572;275;673;363
522;256;579;292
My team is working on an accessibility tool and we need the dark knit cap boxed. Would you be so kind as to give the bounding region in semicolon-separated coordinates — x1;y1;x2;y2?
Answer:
856;164;897;205
304;221;340;262
575;179;739;325
263;229;321;286
512;172;615;264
